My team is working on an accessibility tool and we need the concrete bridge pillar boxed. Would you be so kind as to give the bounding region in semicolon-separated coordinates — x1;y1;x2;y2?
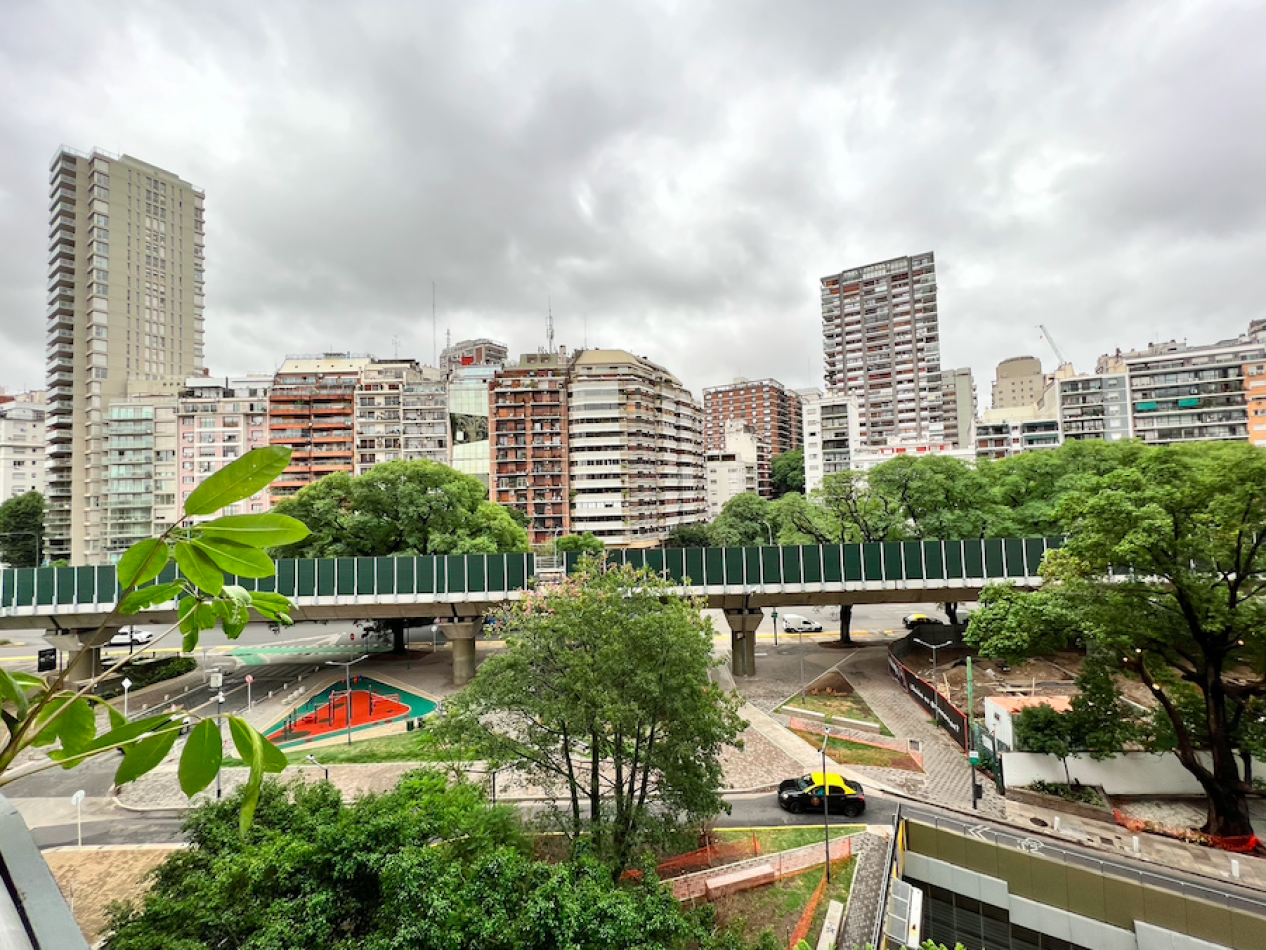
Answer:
723;608;763;678
447;619;482;686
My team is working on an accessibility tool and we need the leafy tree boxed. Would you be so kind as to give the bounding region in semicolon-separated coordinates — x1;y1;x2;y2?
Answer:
710;493;778;547
440;557;745;873
772;492;836;545
0;490;44;567
969;442;1266;837
271;459;527;558
663;523;713;548
0;447;308;830
1014;702;1075;785
867;455;992;540
555;532;604;554
816;471;904;543
770;447;805;498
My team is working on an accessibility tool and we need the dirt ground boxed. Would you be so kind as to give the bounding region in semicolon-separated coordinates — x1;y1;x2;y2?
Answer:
899;645;1157;716
44;845;181;944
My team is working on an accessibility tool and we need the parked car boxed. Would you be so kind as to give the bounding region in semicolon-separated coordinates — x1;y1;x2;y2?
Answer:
777;772;865;817
108;626;154;647
781;614;822;633
902;612;944;629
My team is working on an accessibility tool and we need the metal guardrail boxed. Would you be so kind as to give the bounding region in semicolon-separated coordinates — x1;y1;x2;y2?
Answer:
871;803;903;950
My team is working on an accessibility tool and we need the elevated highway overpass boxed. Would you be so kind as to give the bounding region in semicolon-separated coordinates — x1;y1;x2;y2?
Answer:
0;537;1059;682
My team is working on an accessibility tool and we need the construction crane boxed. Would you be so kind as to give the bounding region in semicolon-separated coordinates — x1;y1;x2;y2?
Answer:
1037;324;1070;367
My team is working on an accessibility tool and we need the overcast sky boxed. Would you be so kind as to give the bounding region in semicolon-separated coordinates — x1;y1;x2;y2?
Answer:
2;0;1263;405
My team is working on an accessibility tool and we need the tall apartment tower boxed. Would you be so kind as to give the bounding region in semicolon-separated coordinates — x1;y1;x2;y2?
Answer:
490;351;571;545
45;148;205;564
820;253;943;447
992;356;1046;410
941;367;977;449
702;377;801;497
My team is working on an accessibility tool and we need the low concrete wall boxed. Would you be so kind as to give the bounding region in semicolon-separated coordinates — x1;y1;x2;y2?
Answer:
1004;785;1114;822
781;706;882;734
1002;750;1266;796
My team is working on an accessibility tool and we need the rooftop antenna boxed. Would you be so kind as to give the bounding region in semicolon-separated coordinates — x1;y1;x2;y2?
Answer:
432;282;437;367
547;297;555;353
391;335;401;359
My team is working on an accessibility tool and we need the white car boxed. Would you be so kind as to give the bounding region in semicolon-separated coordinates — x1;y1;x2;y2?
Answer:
781;614;822;633
108;626;154;647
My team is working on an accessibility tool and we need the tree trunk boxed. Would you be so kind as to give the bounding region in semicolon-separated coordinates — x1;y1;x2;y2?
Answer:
1198;663;1255;838
839;604;853;646
944;602;959;625
389;619;407;655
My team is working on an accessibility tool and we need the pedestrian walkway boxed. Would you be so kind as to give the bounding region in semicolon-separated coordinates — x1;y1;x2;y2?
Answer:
836;646;1005;818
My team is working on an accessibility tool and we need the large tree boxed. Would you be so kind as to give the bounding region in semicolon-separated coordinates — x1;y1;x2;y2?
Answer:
271;459;528;558
710;492;778;547
441;557;745;873
770;447;805;498
969;442;1266;838
867;455;992;540
0;490;44;567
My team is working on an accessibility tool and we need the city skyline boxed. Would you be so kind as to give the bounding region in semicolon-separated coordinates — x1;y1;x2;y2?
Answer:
2;2;1265;402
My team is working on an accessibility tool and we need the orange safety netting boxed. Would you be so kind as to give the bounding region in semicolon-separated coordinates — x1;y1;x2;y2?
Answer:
1113;810;1261;853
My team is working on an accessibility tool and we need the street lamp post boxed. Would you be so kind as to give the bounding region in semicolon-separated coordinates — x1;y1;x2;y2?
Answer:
121;677;132;720
71;789;85;848
821;733;831;883
215;691;225;799
326;654;370;746
913;637;952;685
758;520;774;546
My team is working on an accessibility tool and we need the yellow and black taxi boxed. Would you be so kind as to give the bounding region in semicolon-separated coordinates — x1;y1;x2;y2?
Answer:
777;772;865;816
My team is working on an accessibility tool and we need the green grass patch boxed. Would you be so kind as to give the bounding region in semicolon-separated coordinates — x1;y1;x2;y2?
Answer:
790;729;922;771
714;826;864;855
229;729;471;767
708;858;854;946
778;692;892;736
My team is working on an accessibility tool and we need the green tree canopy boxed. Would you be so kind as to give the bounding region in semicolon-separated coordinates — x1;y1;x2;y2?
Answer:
968;442;1266;837
0;490;44;568
440;557;745;873
663;523;713;548
867;455;992;539
271;460;528;558
710;493;777;547
770;447;805;498
555;532;605;554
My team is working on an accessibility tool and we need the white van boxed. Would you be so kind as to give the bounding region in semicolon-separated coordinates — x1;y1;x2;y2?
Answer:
781;613;822;633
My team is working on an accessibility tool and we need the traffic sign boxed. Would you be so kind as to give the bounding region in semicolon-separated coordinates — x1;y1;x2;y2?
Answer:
245;674;254;684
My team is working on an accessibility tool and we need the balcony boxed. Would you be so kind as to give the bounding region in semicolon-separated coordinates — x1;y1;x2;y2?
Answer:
49;228;75;252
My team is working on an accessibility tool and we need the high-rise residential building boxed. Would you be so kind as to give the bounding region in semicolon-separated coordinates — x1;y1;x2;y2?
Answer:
0;394;47;502
991;356;1046;410
177;375;272;517
1058;374;1132;443
820;253;943;447
440;338;508;372
268;354;372;503
490;351;570;545
103;394;178;561
45;147;206;564
568;349;706;546
355;360;448;473
448;364;496;487
702;377;801;496
1247;358;1266;447
1118;335;1265;446
941;367;977;449
705;419;764;518
801;391;860;494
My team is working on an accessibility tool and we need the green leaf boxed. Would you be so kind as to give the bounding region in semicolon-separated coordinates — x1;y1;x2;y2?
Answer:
192;537;275;579
117;538;169;589
222;585;252;608
179;719;224;796
184;446;292;517
175;541;225;595
57;697;97;755
228;716;265;833
198;513;310;548
49;713;176;762
29;695;71;747
119;581;183;615
115;728;179;786
0;669;33;718
260;734;287;774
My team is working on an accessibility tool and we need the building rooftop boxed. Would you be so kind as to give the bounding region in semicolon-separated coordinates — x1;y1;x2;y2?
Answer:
985;696;1072;714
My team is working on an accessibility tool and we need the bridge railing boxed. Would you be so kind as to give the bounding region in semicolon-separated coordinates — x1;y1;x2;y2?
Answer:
0;552;536;614
565;538;1063;588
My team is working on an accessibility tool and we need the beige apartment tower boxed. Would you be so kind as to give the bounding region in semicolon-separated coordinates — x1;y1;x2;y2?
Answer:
45;147;206;564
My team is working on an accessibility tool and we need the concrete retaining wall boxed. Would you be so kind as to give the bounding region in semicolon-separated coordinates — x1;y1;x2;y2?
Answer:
1002;751;1266;796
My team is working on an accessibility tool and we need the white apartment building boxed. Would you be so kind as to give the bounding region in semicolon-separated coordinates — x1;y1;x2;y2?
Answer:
851;439;977;472
0;396;47;502
802;391;861;493
941;367;977;449
567;349;706;546
178;375;272;520
355;360;447;474
1058;374;1132;443
821;253;944;447
45;147;205;565
705;419;764;518
103;394;178;562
